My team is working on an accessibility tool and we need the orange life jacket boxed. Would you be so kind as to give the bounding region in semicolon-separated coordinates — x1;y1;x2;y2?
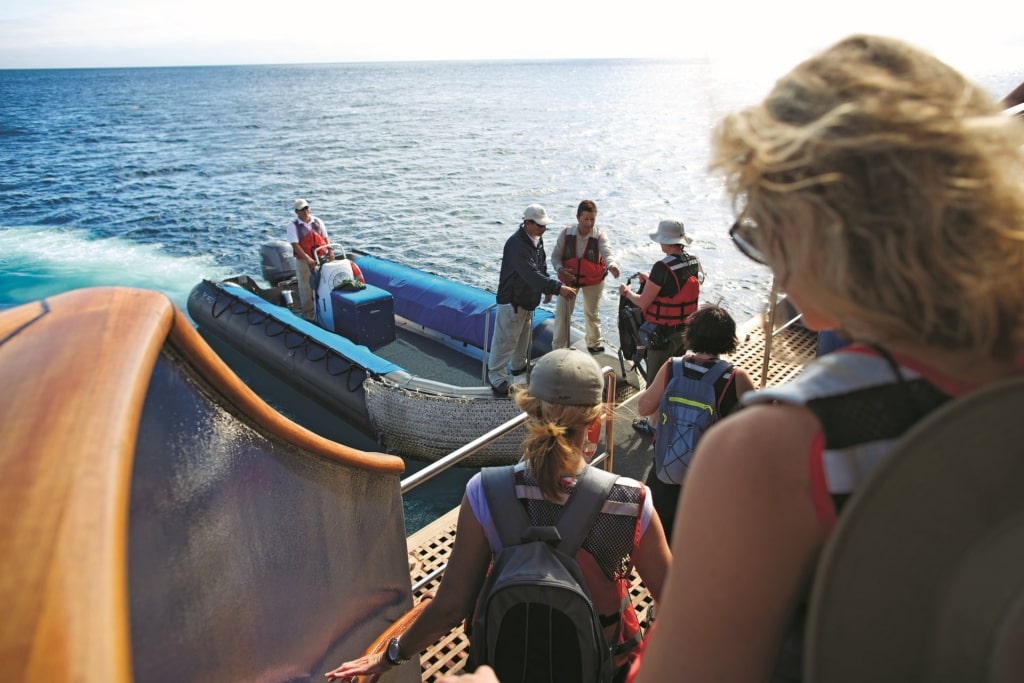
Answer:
559;230;606;287
294;217;329;261
643;253;701;326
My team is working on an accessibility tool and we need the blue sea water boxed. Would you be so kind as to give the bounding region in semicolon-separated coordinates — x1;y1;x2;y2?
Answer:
1;60;1018;529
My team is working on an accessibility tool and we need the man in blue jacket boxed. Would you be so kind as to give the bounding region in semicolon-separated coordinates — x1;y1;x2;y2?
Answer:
487;204;577;395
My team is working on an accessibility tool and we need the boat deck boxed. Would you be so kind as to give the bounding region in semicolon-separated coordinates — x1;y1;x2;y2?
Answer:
404;317;819;680
376;314;630;392
377;322;488;387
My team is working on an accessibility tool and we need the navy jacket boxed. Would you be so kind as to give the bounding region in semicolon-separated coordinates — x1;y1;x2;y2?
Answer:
496;226;563;311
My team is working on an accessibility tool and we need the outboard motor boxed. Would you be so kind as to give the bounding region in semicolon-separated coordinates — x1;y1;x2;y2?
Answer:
261;240;297;286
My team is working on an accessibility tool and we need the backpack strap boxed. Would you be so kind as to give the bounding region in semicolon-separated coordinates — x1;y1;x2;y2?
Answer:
668;357;681;381
481;465;617;555
702;359;732;387
699;359;733;415
481;465;533;548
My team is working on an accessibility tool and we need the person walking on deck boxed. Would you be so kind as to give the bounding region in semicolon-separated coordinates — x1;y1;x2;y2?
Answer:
632;305;754;542
327;348;671;683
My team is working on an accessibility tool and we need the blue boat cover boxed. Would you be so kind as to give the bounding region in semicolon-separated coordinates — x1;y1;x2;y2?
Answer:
356;255;554;350
222;283;402;376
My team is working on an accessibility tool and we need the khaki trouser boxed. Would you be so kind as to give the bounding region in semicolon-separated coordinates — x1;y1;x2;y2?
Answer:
296;259;314;320
552;280;604;349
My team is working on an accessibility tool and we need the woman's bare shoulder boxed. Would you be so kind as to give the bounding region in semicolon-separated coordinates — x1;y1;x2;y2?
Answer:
694;402;822;497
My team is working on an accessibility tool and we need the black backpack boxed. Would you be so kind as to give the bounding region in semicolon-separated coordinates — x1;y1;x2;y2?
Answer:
469;465;619;683
617;274;647;380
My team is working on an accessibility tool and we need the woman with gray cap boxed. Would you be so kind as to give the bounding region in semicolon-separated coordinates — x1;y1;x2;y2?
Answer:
619;219;704;433
326;348;671;683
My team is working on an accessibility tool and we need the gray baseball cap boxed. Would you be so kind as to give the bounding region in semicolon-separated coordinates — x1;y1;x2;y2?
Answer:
528;348;604;405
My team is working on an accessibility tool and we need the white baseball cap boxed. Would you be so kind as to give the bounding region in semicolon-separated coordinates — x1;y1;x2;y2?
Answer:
523;204;554;226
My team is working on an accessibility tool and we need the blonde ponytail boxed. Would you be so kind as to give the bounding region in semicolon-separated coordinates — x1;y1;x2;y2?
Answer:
515;392;602;500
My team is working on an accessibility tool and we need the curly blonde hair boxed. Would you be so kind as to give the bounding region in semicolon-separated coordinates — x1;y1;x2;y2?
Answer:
514;390;603;500
711;34;1024;360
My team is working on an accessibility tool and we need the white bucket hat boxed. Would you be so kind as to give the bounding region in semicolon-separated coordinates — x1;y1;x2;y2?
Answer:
649;219;693;245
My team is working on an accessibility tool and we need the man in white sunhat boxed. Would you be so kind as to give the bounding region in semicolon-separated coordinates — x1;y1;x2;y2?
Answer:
619;219;704;432
551;199;621;353
487;204;577;396
286;198;334;321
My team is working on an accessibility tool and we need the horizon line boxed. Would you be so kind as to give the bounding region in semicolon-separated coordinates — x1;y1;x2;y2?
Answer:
0;54;715;72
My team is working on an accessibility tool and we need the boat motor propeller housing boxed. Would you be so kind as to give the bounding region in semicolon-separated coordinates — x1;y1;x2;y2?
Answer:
261;240;297;286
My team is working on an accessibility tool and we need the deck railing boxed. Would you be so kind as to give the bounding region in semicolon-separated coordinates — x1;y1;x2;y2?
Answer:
759;277;804;388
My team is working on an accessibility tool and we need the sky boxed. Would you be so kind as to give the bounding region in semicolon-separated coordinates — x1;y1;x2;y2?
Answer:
1;0;1022;78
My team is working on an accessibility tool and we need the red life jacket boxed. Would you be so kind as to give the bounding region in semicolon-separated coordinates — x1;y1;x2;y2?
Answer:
559;230;606;287
643;253;700;326
294;217;329;261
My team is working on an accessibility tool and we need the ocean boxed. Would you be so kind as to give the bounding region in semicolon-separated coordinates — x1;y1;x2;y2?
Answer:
1;59;1018;529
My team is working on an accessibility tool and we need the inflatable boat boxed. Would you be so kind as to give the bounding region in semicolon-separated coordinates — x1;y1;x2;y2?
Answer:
188;242;635;465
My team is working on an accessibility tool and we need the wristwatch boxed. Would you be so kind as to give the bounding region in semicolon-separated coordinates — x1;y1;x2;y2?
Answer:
385;636;407;665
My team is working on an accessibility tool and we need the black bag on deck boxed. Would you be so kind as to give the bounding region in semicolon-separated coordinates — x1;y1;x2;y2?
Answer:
617;274;648;379
469;465;618;683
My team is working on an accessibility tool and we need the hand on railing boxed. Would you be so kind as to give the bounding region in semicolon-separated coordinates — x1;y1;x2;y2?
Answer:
314;242;347;265
324;596;433;682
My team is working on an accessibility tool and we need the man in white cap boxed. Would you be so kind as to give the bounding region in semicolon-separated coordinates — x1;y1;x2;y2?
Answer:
286;198;334;321
619;219;704;431
487;204;577;396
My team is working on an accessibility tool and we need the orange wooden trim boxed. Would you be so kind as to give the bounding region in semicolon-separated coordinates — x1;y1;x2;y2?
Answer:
0;287;173;683
0;286;407;683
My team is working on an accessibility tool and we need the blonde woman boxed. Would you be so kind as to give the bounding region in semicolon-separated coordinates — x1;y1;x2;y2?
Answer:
630;34;1024;682
327;348;670;683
